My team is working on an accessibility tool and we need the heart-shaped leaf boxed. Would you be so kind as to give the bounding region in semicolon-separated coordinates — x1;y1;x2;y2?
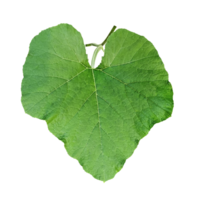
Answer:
21;24;173;181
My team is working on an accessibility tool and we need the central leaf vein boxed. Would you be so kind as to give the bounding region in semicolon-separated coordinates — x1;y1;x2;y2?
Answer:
91;69;103;154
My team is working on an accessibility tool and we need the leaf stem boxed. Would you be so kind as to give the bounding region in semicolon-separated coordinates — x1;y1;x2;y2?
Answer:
86;43;99;47
88;25;117;68
90;45;103;69
101;25;117;46
85;25;118;48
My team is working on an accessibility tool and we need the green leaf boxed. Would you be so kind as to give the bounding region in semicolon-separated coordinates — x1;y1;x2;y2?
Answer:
21;24;173;182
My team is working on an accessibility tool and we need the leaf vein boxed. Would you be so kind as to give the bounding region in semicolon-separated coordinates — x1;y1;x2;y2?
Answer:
26;69;87;112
